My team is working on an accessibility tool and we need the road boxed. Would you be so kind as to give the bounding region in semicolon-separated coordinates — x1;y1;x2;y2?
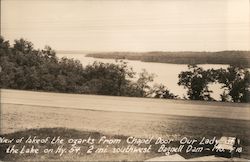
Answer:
1;89;250;160
1;89;250;120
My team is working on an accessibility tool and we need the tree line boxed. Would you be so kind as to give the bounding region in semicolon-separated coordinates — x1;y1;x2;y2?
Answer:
86;51;250;67
0;37;156;97
0;37;249;103
178;65;250;102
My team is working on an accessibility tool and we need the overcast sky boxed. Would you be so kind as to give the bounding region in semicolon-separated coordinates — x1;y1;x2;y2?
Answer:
1;0;250;52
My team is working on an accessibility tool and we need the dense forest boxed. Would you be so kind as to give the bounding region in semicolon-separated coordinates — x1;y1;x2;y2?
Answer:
0;36;249;102
86;51;250;67
0;36;160;97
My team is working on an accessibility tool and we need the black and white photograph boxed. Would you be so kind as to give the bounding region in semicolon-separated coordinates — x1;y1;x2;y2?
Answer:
0;0;250;161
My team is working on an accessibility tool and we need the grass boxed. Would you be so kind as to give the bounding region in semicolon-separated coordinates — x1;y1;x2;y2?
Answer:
0;128;159;161
0;126;250;161
1;103;250;161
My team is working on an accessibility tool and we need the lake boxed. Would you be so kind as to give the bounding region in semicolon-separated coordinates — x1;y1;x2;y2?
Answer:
57;53;228;100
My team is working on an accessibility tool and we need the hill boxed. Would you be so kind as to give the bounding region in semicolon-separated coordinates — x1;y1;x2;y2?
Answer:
86;51;250;67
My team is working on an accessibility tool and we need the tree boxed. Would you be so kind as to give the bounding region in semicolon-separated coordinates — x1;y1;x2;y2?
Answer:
151;84;177;99
135;69;155;97
0;36;10;50
178;65;215;101
216;65;250;103
0;36;12;88
1;37;157;97
84;60;135;96
13;38;34;54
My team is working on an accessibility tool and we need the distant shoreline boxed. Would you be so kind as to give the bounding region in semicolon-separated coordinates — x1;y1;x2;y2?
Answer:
79;51;250;67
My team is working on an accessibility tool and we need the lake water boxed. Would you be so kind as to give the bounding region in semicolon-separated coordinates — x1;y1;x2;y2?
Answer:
57;53;228;100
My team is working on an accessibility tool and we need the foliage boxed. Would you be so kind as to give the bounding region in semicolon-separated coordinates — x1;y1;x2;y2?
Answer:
83;60;135;96
0;36;156;97
151;84;178;99
178;65;216;101
1;36;249;103
134;69;155;97
86;51;250;67
215;66;250;103
178;64;250;103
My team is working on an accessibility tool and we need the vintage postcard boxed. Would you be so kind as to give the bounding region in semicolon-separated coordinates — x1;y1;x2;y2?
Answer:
0;0;250;161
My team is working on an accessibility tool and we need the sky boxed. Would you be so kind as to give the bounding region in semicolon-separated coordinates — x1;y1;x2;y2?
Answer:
1;0;250;52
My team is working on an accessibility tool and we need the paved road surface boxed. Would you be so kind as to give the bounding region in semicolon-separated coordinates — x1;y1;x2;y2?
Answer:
1;89;250;120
